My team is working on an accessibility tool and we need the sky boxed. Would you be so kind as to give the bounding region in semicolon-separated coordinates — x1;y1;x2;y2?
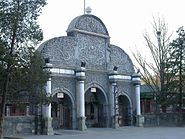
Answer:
38;0;185;65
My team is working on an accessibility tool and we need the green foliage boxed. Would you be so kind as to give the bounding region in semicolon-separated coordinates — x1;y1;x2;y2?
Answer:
6;52;49;104
0;0;48;137
0;0;46;45
169;27;185;76
26;52;50;105
167;27;185;110
0;0;48;101
0;0;46;72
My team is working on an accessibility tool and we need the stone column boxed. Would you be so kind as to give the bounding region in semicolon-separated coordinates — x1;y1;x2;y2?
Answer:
135;84;141;115
6;106;10;116
76;66;87;131
109;67;119;128
110;83;115;120
43;61;53;135
111;82;119;128
45;77;52;118
132;73;144;127
26;105;29;116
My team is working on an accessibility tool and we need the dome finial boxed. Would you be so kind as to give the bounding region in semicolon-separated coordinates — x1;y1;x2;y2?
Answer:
85;6;92;14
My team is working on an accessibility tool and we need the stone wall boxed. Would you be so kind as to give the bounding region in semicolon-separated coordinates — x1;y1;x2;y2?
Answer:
143;113;185;127
4;116;35;136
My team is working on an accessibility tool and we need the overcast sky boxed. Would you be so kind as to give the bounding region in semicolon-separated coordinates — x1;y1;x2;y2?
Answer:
38;0;185;64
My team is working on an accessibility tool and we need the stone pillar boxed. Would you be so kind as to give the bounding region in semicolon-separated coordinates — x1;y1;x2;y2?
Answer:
110;83;115;120
45;77;52;118
26;105;29;116
132;73;144;127
6;106;10;116
111;82;119;128
135;84;141;115
109;67;119;128
76;66;87;131
43;62;53;135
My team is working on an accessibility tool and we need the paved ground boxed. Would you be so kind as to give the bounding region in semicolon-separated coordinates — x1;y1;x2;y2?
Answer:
19;127;185;139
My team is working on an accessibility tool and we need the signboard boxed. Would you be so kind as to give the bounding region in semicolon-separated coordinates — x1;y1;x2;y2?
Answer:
57;92;64;98
91;87;96;93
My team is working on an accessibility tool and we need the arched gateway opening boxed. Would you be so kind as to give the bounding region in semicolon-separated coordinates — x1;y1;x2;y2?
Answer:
51;93;72;129
85;87;108;128
118;95;132;126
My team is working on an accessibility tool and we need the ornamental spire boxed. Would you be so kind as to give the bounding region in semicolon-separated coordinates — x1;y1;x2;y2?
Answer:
84;0;92;14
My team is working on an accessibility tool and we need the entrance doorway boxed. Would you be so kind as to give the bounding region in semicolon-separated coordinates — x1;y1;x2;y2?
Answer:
85;87;107;127
118;95;131;126
51;93;72;129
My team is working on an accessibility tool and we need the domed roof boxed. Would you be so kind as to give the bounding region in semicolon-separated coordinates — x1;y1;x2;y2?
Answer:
67;14;109;37
108;44;135;74
37;36;77;68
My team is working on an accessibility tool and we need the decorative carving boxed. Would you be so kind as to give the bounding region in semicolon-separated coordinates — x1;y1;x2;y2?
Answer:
118;81;133;95
40;37;76;68
76;16;108;35
80;45;103;63
85;72;109;93
37;14;137;130
51;76;76;98
39;14;135;109
54;46;71;61
77;34;106;70
108;45;134;74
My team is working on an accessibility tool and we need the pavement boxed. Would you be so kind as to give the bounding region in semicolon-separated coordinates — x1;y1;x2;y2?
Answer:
16;126;185;139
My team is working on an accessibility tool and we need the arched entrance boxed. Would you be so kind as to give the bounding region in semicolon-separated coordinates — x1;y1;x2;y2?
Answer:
85;87;107;128
51;92;72;129
118;95;132;126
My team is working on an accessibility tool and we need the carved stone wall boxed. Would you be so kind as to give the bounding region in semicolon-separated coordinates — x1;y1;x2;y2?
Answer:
37;14;136;129
77;33;107;70
51;76;76;99
108;45;134;75
118;81;133;95
118;81;136;111
67;14;109;36
38;14;134;76
85;71;109;93
4;116;35;136
39;36;77;69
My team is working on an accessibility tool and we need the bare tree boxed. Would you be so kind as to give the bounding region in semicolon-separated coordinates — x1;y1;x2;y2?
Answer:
132;17;172;112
